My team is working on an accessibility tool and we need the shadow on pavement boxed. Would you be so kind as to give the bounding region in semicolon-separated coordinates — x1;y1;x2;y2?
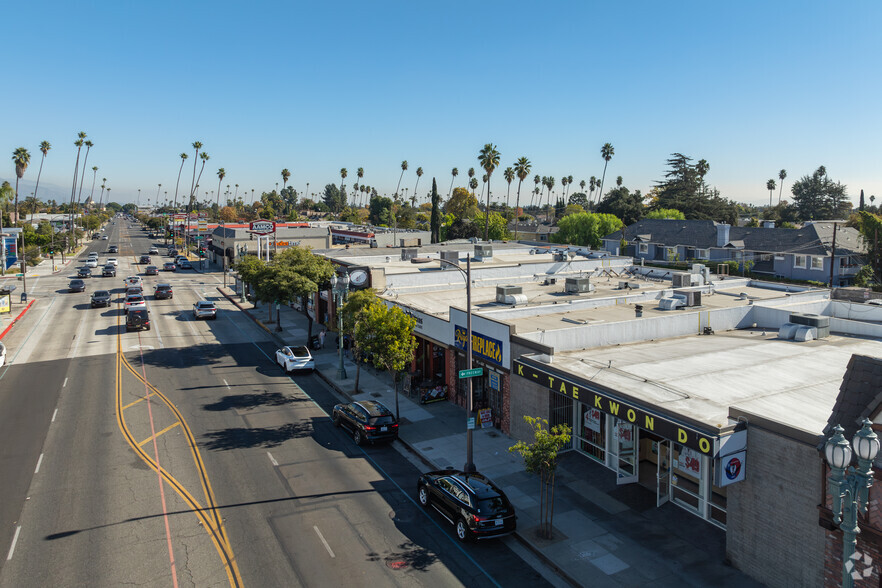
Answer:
201;421;314;450
203;392;310;411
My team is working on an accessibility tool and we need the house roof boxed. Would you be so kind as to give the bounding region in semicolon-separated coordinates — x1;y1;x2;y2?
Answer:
823;355;882;452
603;219;866;256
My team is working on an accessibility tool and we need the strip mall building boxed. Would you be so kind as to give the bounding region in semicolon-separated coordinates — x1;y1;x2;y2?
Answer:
316;241;882;587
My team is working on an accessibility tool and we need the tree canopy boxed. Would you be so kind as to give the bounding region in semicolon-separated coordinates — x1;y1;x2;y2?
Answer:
790;166;850;220
551;212;623;248
596;186;644;225
653;153;738;224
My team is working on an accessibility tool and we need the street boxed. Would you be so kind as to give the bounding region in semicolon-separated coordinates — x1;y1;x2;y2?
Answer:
0;220;552;587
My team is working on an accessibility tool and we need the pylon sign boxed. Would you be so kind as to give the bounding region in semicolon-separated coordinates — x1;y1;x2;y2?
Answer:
249;220;276;235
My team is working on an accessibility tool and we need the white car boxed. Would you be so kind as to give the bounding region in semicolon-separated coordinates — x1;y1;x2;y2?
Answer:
107;258;119;267
124;294;146;314
101;236;108;240
85;258;98;268
193;300;217;320
149;247;159;254
275;346;315;373
124;276;143;288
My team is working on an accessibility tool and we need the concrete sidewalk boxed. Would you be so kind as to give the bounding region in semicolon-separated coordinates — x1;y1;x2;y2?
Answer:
215;281;760;588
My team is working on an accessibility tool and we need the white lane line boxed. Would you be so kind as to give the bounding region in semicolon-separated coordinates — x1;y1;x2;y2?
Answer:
267;451;279;467
34;453;44;473
52;408;58;422
63;377;68;388
67;308;90;359
6;525;21;560
223;379;230;390
313;526;335;558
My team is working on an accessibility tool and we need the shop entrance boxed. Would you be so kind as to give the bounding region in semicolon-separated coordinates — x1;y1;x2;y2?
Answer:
608;418;638;484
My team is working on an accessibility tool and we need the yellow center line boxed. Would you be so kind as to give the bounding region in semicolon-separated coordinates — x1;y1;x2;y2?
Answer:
138;422;181;447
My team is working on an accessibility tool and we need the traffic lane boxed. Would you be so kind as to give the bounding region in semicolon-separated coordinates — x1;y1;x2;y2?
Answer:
0;359;69;573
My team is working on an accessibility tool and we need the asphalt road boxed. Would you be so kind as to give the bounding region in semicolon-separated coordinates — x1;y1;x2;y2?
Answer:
0;219;555;587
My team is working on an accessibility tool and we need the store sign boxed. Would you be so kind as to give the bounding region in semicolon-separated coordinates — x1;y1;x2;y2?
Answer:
197;220;208;232
488;371;500;391
454;327;503;366
514;359;718;455
584;408;602;433
676;447;701;476
249;220;276;235
715;450;746;487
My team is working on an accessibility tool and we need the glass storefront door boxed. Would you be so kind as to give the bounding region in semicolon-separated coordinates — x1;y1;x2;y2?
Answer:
608;417;638;485
657;439;671;506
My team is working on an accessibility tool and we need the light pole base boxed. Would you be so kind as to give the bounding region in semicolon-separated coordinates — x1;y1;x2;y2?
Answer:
337;368;347;380
463;462;477;474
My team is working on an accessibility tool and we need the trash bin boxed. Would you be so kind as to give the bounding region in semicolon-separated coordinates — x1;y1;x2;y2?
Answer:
310;334;321;350
20;292;27;304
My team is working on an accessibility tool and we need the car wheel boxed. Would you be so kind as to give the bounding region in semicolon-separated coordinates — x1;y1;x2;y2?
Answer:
333;414;341;428
418;485;429;508
455;518;471;543
353;429;363;446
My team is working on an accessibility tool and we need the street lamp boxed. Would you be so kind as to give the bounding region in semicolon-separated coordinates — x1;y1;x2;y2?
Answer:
825;419;881;588
435;254;476;473
330;272;349;380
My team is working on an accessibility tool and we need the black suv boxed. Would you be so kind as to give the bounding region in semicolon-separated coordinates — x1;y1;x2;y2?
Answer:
417;470;517;542
126;309;150;332
102;264;116;277
69;279;86;293
91;290;111;308
139;255;151;264
332;400;398;445
154;284;173;299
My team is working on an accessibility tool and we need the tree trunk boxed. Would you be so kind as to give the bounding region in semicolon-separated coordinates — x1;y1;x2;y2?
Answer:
392;374;399;421
353;348;361;395
548;470;556;539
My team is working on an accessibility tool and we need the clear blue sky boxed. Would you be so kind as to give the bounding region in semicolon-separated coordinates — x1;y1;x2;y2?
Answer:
3;1;881;208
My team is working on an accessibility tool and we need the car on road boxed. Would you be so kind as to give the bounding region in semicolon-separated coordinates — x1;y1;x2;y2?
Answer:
149;247;159;254
85;258;98;268
91;290;111;308
124;276;143;288
102;264;116;277
175;255;187;265
108;245;118;253
193;300;217;320
69;279;86;292
124;294;146;314
332;400;398;446
179;260;192;270
126;308;150;332
106;258;118;266
163;262;176;272
145;265;159;276
101;235;108;240
417;470;517;542
0;341;6;367
139;255;151;264
168;249;178;257
154;284;173;299
125;286;143;297
148;233;155;239
275;345;315;373
77;267;92;278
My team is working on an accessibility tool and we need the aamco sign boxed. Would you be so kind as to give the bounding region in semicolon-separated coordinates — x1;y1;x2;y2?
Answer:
250;220;276;235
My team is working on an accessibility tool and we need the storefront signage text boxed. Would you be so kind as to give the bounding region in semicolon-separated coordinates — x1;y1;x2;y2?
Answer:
455;327;503;366
514;360;717;455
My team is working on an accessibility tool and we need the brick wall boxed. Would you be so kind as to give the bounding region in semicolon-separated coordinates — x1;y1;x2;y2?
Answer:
501;373;511;434
509;343;550;443
726;425;825;587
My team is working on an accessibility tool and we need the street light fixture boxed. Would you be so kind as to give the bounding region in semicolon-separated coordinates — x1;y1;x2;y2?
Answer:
435;254;476;473
330;272;349;380
825;419;881;588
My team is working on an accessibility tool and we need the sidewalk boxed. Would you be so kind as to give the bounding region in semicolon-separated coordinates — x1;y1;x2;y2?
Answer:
216;283;759;588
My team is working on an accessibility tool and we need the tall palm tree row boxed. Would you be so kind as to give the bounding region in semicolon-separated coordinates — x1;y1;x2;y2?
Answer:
99;178;107;209
30;140;51;222
413;167;423;205
174;152;188;212
513;157;531;240
11;147;31;223
589;176;597;203
189;141;203;205
216;168;226;214
449;167;458;197
68;132;86;248
544;176;556;222
395;160;408;201
531;174;540;208
598;143;614;205
778;169;787;203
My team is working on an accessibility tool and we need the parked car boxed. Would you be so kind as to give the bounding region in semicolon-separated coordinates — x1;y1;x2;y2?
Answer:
332;400;398;446
126;308;150;332
139;255;151;264
102;264;117;277
154;284;173;299
193;300;217;319
0;341;6;367
91;290;111;308
77;267;92;278
417;470;517;542
145;265;159;276
69;279;86;293
124;294;146;313
275;345;315;373
148;233;155;239
163;262;176;272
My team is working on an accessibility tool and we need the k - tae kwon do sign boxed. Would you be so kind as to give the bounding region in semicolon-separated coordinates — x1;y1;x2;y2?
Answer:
514;359;717;455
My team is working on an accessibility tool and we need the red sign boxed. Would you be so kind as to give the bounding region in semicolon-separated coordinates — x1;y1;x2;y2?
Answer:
250;220;276;235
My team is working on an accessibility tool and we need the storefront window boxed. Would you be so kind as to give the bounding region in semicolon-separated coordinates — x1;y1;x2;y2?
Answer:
577;403;605;463
671;443;703;513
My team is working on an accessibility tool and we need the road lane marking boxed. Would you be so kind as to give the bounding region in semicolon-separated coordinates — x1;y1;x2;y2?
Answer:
137;422;180;447
6;525;21;560
313;526;335;558
223;379;230;390
52;408;58;422
63;377;68;388
35;453;44;473
267;452;278;467
122;396;148;410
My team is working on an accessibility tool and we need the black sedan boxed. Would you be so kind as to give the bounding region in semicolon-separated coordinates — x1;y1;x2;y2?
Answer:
332;400;398;446
69;279;86;293
77;267;92;278
417;470;517;542
90;290;111;308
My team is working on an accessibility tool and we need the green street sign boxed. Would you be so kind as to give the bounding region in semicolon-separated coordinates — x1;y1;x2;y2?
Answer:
458;367;483;379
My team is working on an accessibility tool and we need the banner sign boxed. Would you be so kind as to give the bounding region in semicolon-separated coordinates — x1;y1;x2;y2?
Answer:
454;326;503;366
583;407;602;433
514;359;718;455
250;220;276;235
479;408;493;429
197;220;208;232
0;294;9;314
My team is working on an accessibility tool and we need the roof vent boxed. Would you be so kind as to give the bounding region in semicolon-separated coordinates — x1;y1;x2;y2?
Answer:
496;285;523;302
673;289;702;307
440;250;459;269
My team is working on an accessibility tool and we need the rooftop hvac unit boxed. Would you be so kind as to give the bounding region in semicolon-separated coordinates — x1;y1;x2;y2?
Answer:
673;289;702;307
474;244;493;260
440;250;460;269
544;277;557;286
789;313;830;338
671;272;691;288
565;277;594;293
496;285;523;303
659;295;686;310
401;248;419;261
554;250;568;262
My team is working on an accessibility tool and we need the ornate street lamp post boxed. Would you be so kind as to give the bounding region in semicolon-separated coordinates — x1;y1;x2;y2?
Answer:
330;272;349;380
825;419;881;588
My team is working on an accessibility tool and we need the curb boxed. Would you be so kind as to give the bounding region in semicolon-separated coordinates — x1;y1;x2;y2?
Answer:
0;299;36;341
216;285;580;588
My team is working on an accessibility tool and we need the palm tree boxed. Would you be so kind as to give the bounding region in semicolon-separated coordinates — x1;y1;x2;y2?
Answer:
11;147;31;223
544;176;556;223
356;167;364;205
616;176;623;187
696;159;709;197
174;152;188;212
598;143;614;205
469;177;478;195
503;166;514;214
89;166;99;211
449;167;459;198
560;177;568;202
532;174;541;208
189;141;203;202
98;178;107;209
467;167;476;196
513;158;531;240
413;167;424;205
30;141;51;223
766;179;776;207
76;140;94;217
340;167;348;194
579;179;586;194
589;176;597;203
566;175;574;200
68;132;86;247
216;168;226;215
395;160;408;200
478;143;501;241
778;169;787;203
193;152;209;209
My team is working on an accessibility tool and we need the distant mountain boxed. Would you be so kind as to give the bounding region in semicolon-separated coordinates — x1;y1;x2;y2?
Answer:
0;177;77;204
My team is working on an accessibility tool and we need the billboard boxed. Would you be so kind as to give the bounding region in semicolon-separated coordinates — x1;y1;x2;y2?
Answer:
249;220;276;235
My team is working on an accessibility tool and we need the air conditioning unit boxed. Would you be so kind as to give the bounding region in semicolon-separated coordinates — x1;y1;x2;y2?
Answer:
554;251;568;262
401;248;419;261
440;250;459;269
496;285;523;303
474;244;493;260
544;277;557;286
789;313;830;338
673;289;702;307
659;295;686;310
672;272;691;288
565;277;594;293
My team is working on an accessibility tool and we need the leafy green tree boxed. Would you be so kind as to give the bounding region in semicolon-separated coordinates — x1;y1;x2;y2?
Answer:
342;289;378;394
353;298;417;420
472;211;509;240
644;208;685;220
596;186;645;226
562;203;584;217
653;153;738;224
855;211;882;284
369;194;393;226
551;212;623;248
509;416;572;539
568;192;588;208
322;183;347;213
234;254;268;305
430;178;441;243
854;264;875;288
790;166;850;220
274;245;336;342
445;187;479;220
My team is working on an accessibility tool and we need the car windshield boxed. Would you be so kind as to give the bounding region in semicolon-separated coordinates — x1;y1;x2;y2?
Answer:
94;291;109;297
197;302;215;309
